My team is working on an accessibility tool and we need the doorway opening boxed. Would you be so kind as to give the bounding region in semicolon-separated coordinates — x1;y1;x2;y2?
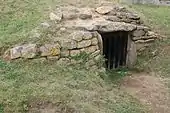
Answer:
100;31;129;69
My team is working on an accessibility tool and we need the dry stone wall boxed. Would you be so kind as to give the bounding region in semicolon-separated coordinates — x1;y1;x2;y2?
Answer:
3;3;159;68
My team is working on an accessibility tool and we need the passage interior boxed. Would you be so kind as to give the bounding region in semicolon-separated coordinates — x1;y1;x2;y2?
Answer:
100;31;128;69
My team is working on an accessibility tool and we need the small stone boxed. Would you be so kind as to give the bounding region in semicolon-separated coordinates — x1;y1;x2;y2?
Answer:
63;12;78;20
49;11;62;21
79;8;92;19
145;39;155;43
77;40;91;48
105;16;121;22
60;40;77;50
57;58;70;65
83;32;93;40
60;27;66;31
70;50;80;57
83;46;98;54
40;44;61;56
47;56;60;60
10;46;23;59
137;25;150;31
96;6;113;15
70;31;84;42
91;38;98;45
40;22;50;28
89;50;101;58
135;40;145;43
61;50;70;57
21;44;37;59
132;29;146;37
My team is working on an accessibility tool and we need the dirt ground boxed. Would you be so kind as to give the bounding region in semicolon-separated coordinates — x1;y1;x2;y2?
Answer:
121;72;170;113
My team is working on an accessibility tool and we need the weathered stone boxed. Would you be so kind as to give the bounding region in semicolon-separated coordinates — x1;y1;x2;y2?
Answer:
135;40;145;43
40;22;50;28
81;46;98;54
63;12;78;20
77;40;91;48
70;31;83;42
127;40;137;68
60;40;77;50
40;44;61;56
70;50;80;57
89;50;101;58
104;16;121;22
60;27;66;31
79;8;92;19
10;46;23;59
132;36;154;41
126;13;140;20
82;32;93;40
96;6;113;15
49;11;62;21
61;50;70;57
57;58;70;65
132;29;146;37
96;21;137;32
91;38;98;45
47;56;60;60
145;39;155;43
21;44;37;59
137;25;150;31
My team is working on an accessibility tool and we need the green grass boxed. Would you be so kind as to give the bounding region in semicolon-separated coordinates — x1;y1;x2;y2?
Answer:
130;5;170;77
1;0;170;112
0;59;147;113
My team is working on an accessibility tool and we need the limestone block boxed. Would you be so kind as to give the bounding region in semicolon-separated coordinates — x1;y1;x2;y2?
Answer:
96;6;113;15
104;16;121;22
82;32;93;40
91;38;98;45
89;50;101;58
81;46;98;54
70;31;83;42
40;44;61;56
60;40;77;50
57;58;70;65
60;50;70;57
79;8;92;19
137;25;150;31
77;40;91;48
132;29;146;37
70;50;80;57
63;12;78;20
127;40;137;68
10;46;23;59
47;56;60;60
21;44;37;59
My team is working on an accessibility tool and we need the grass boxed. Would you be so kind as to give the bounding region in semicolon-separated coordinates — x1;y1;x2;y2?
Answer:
130;5;170;77
0;59;147;113
1;0;170;112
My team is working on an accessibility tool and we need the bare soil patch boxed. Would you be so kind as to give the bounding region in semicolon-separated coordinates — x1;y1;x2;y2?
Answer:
121;73;170;113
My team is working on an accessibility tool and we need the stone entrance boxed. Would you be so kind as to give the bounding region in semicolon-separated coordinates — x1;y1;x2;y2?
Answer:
3;4;159;69
101;31;128;69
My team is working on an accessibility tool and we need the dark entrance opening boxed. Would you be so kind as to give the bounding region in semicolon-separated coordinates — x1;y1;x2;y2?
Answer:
100;31;128;69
